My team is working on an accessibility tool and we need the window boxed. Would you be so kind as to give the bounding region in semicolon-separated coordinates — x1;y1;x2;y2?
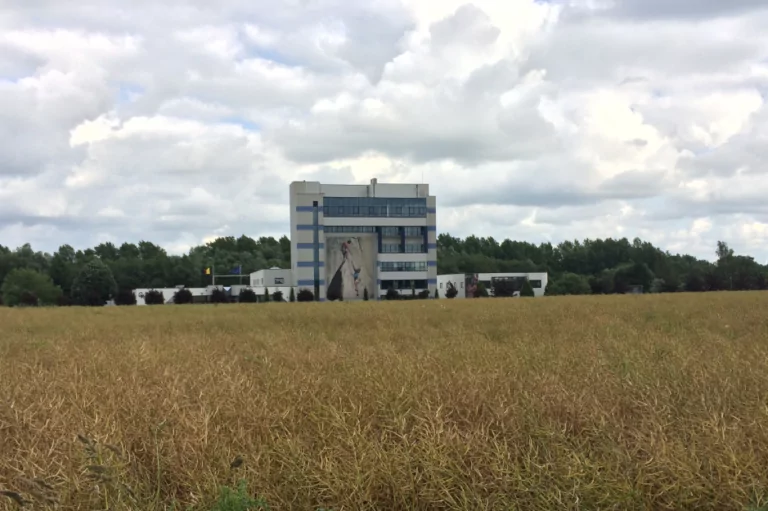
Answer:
380;279;428;290
381;227;399;237
322;197;427;218
380;261;427;272
529;280;542;289
381;243;401;253
275;277;284;285
404;227;424;237
325;226;375;233
405;243;425;253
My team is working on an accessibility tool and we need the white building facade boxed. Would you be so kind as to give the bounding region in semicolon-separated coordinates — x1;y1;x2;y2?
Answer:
437;272;549;298
290;180;437;300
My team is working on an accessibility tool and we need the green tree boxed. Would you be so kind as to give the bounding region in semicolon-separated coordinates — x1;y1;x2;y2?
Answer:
1;268;63;307
520;279;535;297
385;288;400;300
297;289;314;302
115;289;137;305
434;288;439;299
546;273;591;295
272;290;284;302
363;287;369;301
289;287;296;302
263;287;269;302
210;288;229;303
143;289;165;305
474;283;489;298
239;288;257;303
71;259;117;306
173;288;193;304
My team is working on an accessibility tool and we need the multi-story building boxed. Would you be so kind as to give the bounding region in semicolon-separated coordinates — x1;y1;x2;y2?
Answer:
290;179;437;300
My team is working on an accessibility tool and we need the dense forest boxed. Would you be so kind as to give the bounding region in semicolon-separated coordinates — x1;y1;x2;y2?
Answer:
0;233;766;305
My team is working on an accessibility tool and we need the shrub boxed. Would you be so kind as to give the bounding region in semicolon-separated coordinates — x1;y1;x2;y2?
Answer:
520;279;535;297
289;288;295;302
445;282;458;299
239;288;257;303
144;289;165;305
546;273;591;296
263;288;269;302
363;287;369;301
297;289;314;302
19;290;39;307
434;289;439;299
212;479;270;511
474;283;489;298
173;288;193;304
1;268;63;307
418;290;431;299
71;259;117;306
210;288;229;303
114;288;137;306
385;288;400;300
272;290;284;302
57;294;73;307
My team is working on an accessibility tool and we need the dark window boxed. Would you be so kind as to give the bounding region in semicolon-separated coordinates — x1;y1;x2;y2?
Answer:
529;280;542;289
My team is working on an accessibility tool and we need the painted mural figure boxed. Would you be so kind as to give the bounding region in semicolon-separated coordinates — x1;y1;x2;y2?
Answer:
327;237;374;301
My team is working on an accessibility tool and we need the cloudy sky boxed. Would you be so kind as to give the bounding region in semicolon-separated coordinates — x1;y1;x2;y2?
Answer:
2;0;768;261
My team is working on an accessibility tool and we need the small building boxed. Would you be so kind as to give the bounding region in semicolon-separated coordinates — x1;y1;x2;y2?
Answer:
437;272;548;298
133;287;209;305
249;267;294;302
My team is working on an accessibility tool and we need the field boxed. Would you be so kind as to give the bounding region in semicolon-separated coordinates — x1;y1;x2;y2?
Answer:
2;294;768;510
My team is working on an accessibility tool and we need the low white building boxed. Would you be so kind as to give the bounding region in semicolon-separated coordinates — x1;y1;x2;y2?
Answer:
249;268;294;302
133;286;209;305
437;272;548;298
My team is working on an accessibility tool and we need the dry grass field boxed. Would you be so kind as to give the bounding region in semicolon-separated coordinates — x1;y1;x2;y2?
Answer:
2;293;768;510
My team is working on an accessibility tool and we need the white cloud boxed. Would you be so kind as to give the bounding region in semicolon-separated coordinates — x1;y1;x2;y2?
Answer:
2;0;768;261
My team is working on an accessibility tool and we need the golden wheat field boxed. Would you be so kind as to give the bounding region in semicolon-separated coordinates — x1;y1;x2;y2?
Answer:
2;293;768;511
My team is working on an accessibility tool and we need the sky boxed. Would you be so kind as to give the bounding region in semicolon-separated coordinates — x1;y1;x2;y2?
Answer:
1;0;768;262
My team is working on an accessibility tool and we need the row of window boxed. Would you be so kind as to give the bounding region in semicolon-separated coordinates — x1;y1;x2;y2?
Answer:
381;243;426;254
324;206;427;218
380;279;428;290
322;226;426;237
323;197;429;218
325;226;377;233
381;226;425;237
380;262;427;272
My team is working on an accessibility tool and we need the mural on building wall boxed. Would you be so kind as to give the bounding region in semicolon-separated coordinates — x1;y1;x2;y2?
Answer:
326;236;376;301
465;273;479;298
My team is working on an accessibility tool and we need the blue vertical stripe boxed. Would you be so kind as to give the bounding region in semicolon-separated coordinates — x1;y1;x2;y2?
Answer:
312;204;320;301
427;243;437;250
297;279;325;286
427;207;436;214
427;260;437;267
298;261;324;267
297;243;324;249
427;225;436;232
295;206;314;212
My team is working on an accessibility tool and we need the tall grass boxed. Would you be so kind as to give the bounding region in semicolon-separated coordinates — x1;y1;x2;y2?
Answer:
1;293;768;510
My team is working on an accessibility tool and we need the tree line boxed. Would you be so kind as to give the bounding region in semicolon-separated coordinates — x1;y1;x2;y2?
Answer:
0;234;765;305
